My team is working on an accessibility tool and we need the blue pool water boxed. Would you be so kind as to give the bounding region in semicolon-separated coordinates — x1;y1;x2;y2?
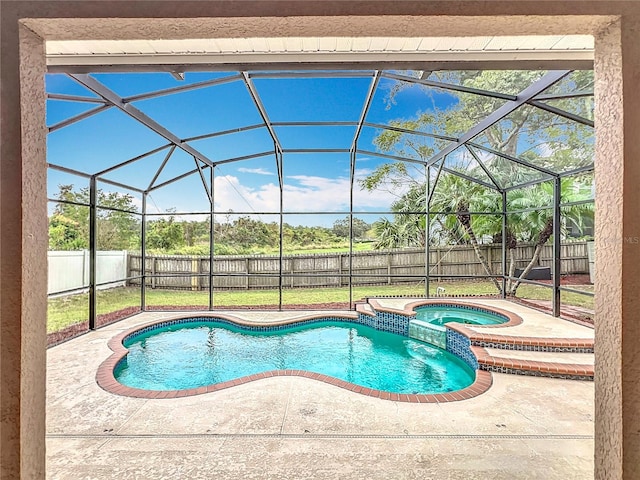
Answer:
415;305;506;327
115;320;475;394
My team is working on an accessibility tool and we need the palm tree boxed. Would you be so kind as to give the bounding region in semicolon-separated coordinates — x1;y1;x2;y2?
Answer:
501;178;592;294
429;174;503;291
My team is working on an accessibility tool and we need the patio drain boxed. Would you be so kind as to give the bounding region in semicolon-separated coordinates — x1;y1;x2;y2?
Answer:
47;433;594;440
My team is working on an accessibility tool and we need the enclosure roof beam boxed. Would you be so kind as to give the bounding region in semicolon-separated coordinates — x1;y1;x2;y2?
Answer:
364;122;457;142
241;72;283;154
357;149;427;166
213;151;275;166
282;148;351;154
47;93;108;104
559;164;595;178
427;159;446;208
148;150;276;192
350;71;381;153
68;73;217;168
426;70;571;168
271;121;359;127
503;176;554;192
247;71;376;79
182;124;266;143
122;73;242;103
95;175;145;194
532;90;593;101
48;104;111;133
381;71;518;101
149;165;206;192
48;162;93;179
193;156;212;204
527;99;594;127
241;71;284;189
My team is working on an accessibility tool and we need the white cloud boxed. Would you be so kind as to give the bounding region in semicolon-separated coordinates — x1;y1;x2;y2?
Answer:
237;167;275;176
211;173;405;214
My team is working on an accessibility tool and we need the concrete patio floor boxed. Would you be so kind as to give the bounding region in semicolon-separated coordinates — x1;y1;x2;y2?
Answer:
46;301;594;479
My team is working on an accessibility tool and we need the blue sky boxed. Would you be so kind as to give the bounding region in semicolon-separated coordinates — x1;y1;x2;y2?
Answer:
46;71;461;225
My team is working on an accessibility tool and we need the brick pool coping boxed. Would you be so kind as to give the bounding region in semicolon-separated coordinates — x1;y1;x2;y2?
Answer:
96;311;493;403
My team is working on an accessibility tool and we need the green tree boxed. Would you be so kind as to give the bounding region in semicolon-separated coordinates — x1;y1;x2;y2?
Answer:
332;217;371;240
361;70;594;295
49;184;140;250
48;214;86;250
146;215;185;251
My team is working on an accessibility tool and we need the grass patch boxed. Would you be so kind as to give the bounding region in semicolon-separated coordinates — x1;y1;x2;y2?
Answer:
47;280;594;333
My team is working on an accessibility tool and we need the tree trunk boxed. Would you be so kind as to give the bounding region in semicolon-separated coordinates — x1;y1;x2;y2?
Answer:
508;243;544;295
508;219;553;295
507;247;517;293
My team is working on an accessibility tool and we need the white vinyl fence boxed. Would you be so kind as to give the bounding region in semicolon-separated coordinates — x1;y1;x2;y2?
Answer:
47;250;128;295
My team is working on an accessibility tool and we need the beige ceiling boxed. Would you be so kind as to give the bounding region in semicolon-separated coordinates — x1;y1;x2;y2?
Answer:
46;35;594;67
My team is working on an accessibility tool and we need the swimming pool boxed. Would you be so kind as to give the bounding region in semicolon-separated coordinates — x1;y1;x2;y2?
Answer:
415;305;507;327
114;320;475;394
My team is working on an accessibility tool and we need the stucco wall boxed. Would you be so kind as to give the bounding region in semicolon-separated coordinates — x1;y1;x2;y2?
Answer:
1;1;639;479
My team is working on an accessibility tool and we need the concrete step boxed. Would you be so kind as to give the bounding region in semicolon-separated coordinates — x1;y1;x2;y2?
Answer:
472;345;594;380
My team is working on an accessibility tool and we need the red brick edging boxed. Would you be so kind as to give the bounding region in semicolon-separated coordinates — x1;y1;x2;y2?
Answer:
96;312;493;403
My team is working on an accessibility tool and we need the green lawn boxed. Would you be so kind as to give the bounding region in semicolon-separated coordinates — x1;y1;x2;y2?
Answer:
48;280;594;333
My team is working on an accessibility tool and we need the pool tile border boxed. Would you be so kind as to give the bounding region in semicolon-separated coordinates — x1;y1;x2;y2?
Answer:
97;311;493;403
369;298;525;328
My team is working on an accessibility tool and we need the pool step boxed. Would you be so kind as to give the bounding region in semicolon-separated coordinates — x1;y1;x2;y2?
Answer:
471;345;594;380
446;323;594;353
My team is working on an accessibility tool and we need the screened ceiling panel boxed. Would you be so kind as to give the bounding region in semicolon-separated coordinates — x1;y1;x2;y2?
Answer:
46;73;102;97
251;76;373;122
427;70;547;96
130;80;264;139
214;156;280;213
470;107;594;175
442;147;498;189
534;70;594;97
46;99;106;128
536;97;594;122
274;125;356;150
187;127;276;161
99;147;173;191
430;169;501;210
147;170;212;214
366;75;512;140
47;107;168;176
352;154;420;212
95;179;142;212
47;168;90;201
366;77;459;130
467;145;552;189
46;68;595;206
282;153;351;212
148;148;209;189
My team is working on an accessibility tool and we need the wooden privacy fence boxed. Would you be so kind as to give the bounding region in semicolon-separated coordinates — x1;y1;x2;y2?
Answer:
128;241;589;290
